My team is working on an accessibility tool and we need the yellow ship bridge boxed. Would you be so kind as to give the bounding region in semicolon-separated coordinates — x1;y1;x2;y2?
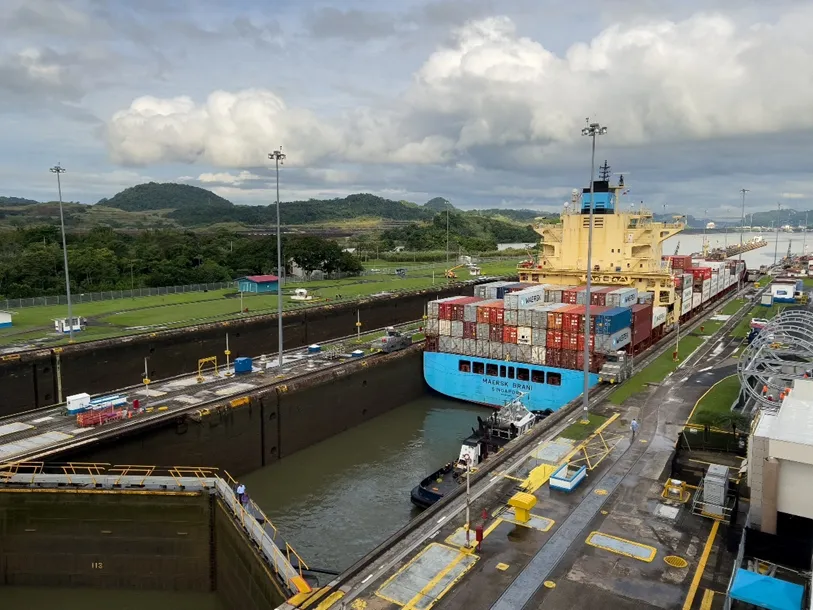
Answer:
517;174;684;321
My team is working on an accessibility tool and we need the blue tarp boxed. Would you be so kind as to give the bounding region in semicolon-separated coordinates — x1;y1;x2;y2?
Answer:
729;569;804;610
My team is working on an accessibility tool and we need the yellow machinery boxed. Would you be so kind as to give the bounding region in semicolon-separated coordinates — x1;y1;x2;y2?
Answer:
197;356;218;382
507;492;537;524
661;478;690;503
445;264;466;279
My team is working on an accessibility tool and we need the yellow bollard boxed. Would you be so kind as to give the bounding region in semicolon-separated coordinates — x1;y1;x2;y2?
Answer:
508;492;537;524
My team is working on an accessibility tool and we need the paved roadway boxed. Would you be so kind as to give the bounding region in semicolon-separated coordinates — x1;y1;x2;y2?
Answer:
0;321;423;464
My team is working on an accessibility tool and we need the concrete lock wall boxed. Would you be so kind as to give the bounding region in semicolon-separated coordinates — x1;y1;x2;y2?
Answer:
0;284;472;416
57;346;425;476
0;490;286;608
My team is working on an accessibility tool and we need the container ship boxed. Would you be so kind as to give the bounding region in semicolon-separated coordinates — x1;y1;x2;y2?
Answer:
423;165;746;412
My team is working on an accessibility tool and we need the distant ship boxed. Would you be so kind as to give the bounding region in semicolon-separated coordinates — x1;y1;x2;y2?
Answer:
423;162;747;412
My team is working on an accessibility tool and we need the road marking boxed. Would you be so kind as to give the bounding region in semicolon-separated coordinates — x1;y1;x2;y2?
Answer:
360;574;373;584
682;521;719;610
585;531;657;562
699;366;712;372
31;417;53;423
699;589;715;610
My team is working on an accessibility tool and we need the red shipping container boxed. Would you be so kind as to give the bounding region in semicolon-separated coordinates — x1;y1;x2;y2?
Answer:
488;302;505;325
590;287;613;306
549;305;574;330
425;336;439;352
546;348;561;367
546;329;563;349
577;352;606;373
489;324;503;342
562;349;578;370
562;331;578;351
673;276;684;291
562;289;580;304
463;321;477;340
503;326;518;344
562;305;582;334
577;333;596;353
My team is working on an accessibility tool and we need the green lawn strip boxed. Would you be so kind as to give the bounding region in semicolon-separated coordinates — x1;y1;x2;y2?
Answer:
609;335;704;405
0;262;522;348
559;413;609;441
731;303;789;338
720;298;747;316
803;278;813;289
689;375;741;425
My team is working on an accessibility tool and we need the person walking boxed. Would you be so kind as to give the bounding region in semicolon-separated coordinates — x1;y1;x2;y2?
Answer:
630;418;640;439
236;483;246;503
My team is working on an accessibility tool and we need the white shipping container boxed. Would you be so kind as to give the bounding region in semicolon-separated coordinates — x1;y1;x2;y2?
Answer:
463;302;480;323
517;309;531;327
516;344;533;363
505;285;548;309
710;277;719;296
476;340;490;358
702;286;711;302
463;338;477;356
683;285;693;301
489;341;504;360
595;327;631;353
438;336;451;352
451;321;464;338
504;343;518;361
426;318;439;336
517;326;533;345
67;393;91;413
692;293;703;309
681;293;692;315
702;278;711;294
477;322;490;339
531;303;567;328
545;288;564;303
607;287;638;308
652;306;667;327
531;346;546;365
531;328;547;346
504;309;519;326
439;319;452;336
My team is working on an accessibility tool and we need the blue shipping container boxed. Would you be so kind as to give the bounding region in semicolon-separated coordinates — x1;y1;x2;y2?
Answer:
234;357;253;374
595;306;633;335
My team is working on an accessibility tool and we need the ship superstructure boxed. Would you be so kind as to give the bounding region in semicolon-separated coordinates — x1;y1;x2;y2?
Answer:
519;166;684;326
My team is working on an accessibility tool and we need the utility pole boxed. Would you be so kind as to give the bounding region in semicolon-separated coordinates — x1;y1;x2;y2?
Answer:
446;209;450;267
50;163;74;341
804;212;808;255
738;189;749;294
703;208;708;256
774;202;781;267
580;121;607;416
269;147;286;373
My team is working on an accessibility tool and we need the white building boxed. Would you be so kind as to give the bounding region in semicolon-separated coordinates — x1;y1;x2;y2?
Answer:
53;317;84;334
748;378;813;534
0;311;11;329
705;221;716;230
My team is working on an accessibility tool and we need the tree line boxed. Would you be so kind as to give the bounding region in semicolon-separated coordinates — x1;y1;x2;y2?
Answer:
0;226;363;299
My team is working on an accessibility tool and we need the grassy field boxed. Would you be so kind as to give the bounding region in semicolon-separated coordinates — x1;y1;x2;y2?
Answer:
689;375;740;425
731;302;789;338
0;259;522;349
559;413;609;441
609;335;704;405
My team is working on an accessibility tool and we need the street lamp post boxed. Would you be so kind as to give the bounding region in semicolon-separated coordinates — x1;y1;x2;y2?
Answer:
269;148;286;373
738;189;749;293
774;202;781;267
703;208;708;255
580;121;607;416
50;164;74;342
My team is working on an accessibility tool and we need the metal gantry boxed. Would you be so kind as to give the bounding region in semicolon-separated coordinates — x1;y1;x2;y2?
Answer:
737;309;813;412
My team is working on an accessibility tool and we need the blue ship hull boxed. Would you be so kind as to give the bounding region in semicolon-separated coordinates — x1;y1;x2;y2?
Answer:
423;352;599;412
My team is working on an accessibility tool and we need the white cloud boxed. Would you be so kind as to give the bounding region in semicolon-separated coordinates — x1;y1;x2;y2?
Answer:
197;170;262;185
105;8;813;182
782;192;805;199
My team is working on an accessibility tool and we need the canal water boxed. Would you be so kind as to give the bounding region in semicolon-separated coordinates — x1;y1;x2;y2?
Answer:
242;395;490;573
664;232;807;269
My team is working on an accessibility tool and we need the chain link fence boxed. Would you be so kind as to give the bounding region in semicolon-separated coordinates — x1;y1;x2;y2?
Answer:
1;282;236;310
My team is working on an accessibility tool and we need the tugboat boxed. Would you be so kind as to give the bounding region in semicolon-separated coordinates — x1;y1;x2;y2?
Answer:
410;394;536;509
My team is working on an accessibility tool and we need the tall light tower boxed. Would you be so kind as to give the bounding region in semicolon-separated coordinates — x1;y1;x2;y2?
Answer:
703;208;708;256
738;189;749;293
774;202;781;267
580;121;607;416
50;163;74;342
269;148;286;372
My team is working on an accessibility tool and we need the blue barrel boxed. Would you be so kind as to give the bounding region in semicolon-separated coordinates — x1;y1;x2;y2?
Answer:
234;357;253;374
307;344;322;354
351;349;364;358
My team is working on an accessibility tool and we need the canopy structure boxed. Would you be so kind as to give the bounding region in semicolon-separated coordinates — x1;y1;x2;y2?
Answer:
729;569;804;610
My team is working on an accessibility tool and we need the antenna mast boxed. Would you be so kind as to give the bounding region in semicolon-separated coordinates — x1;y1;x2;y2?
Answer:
598;160;611;182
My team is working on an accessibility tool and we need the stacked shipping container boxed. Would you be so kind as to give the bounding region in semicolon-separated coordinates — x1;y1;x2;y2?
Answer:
425;282;644;374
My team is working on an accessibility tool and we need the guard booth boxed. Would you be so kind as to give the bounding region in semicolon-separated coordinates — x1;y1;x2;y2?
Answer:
54;317;85;334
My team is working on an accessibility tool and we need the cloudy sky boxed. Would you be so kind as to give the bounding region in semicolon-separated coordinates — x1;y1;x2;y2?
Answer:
2;0;811;218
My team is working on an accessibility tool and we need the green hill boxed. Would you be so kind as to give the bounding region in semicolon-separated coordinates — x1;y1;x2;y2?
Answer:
424;197;455;212
0;196;40;207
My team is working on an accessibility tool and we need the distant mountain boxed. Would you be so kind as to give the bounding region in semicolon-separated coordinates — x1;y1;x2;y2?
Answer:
472;208;551;223
99;182;233;213
424;197;455;212
0;196;41;206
